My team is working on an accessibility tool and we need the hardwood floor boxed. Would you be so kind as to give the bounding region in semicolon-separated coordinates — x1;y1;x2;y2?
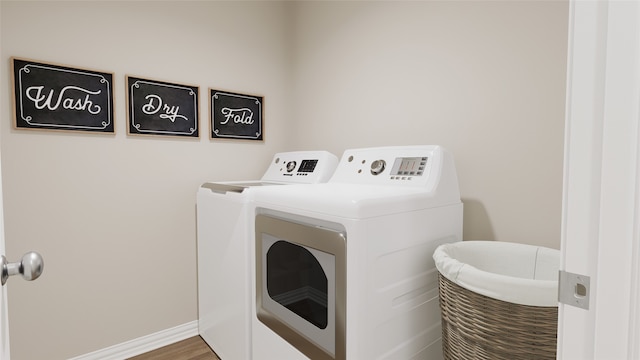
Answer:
127;336;220;360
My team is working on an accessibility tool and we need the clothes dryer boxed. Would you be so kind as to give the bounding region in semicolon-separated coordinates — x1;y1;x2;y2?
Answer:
197;151;338;360
250;145;463;360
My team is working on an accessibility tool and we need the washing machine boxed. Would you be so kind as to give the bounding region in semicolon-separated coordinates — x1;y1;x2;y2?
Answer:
250;145;463;360
196;151;338;360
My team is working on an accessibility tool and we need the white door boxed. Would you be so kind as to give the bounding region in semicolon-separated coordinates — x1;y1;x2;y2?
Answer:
0;128;43;360
0;173;44;360
559;0;640;359
1;156;10;360
0;6;6;357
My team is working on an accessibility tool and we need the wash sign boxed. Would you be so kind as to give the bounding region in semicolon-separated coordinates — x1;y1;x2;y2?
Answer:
12;58;114;133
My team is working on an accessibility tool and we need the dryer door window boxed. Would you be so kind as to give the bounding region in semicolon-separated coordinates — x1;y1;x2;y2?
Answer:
255;212;346;360
266;240;328;329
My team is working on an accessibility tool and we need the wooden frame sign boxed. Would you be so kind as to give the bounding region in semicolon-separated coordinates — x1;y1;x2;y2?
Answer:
127;76;199;137
12;58;114;133
210;89;263;140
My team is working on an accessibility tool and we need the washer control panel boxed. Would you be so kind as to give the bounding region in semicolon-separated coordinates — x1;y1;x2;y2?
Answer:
261;151;338;184
330;146;449;187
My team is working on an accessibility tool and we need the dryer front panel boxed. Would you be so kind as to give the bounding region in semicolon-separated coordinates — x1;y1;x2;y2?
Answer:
255;212;346;360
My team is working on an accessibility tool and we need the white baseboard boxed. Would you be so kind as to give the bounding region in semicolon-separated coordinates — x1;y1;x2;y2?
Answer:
68;321;199;360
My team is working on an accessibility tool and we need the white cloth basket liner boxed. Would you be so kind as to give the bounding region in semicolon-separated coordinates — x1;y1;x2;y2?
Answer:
433;241;559;307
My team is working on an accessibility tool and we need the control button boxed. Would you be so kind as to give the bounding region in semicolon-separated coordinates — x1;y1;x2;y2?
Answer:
370;159;386;175
286;161;297;172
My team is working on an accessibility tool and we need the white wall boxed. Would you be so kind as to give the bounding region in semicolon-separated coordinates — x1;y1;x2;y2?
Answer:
0;1;291;359
0;1;568;359
289;1;568;248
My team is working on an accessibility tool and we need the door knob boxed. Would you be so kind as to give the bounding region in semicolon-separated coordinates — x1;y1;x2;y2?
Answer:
1;251;44;286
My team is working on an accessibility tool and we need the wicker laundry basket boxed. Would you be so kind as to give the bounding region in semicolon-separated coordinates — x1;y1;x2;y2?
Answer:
433;241;559;360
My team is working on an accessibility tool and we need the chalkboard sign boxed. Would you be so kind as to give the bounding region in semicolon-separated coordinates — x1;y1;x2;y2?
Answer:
127;76;199;137
12;58;114;133
210;89;263;140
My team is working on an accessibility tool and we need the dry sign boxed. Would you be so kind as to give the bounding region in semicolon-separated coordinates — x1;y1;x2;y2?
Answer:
127;76;199;137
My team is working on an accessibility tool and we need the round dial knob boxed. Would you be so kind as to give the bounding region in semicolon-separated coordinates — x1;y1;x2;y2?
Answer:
286;161;297;173
370;159;386;175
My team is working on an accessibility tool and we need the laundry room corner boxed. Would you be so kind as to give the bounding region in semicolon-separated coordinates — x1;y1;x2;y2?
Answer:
287;0;568;250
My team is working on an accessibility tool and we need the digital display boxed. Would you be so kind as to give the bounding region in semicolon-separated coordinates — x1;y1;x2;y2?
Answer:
298;159;318;173
391;157;427;176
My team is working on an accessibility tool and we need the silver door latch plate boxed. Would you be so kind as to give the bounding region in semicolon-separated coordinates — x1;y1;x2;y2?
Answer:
559;270;590;310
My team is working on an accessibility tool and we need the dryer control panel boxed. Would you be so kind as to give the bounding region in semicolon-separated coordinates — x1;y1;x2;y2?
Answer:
261;151;339;184
329;145;459;191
